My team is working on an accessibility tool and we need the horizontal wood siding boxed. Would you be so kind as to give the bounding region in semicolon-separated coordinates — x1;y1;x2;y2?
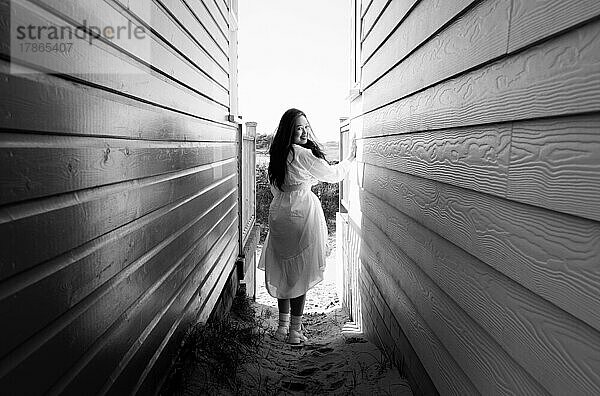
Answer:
0;0;239;394
346;0;600;394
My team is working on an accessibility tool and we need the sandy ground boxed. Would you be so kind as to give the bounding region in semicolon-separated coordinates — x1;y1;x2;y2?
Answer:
239;239;413;395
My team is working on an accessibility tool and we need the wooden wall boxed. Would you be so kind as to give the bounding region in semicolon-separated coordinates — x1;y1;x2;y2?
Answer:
345;0;600;394
0;0;240;394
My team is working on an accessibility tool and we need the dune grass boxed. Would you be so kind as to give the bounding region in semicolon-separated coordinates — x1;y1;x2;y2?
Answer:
161;290;266;395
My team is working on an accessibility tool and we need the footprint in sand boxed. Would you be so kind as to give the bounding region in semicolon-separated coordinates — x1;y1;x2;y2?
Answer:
297;366;319;376
317;346;334;353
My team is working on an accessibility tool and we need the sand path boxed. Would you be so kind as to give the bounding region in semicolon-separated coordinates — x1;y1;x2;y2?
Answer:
238;241;413;395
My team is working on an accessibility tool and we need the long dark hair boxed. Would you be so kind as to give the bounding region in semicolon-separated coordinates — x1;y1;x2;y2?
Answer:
268;108;327;191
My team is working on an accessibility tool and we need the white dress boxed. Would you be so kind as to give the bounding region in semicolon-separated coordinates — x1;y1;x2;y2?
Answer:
258;144;353;299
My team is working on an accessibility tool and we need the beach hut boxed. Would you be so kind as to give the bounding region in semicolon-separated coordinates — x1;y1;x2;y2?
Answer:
339;0;600;394
0;0;258;394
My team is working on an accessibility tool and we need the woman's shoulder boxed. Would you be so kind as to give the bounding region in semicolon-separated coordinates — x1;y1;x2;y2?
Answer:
292;143;311;153
290;144;315;168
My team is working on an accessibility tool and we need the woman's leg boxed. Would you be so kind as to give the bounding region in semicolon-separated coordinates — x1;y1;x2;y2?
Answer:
289;294;307;344
275;299;290;341
290;294;306;316
278;298;290;313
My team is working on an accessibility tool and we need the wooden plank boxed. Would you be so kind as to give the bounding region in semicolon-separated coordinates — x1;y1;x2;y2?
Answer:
359;244;479;395
200;0;229;42
362;17;600;134
0;159;236;276
362;216;547;395
0;181;237;358
158;0;229;70
361;188;600;394
361;0;476;88
509;0;600;52
361;123;511;197
0;134;235;206
132;232;239;396
212;0;229;29
0;202;238;394
508;114;600;222
359;265;439;396
182;0;228;56
360;0;390;42
0;62;236;141
4;1;229;121
116;0;229;87
364;0;510;111
48;212;238;395
361;163;600;332
361;0;374;18
362;0;418;64
28;0;229;104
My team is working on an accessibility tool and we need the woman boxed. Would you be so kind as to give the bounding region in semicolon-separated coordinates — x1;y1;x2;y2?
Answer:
258;108;357;344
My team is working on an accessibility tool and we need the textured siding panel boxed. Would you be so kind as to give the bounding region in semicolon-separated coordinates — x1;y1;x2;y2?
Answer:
362;0;418;63
361;0;476;89
361;189;600;395
363;17;600;127
362;163;600;332
0;0;239;394
360;238;479;395
364;0;510;111
346;0;600;393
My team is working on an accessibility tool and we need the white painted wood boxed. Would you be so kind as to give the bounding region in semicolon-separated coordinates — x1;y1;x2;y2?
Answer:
508;114;600;222
364;0;510;112
361;188;600;395
361;0;475;88
362;17;600;133
361;163;600;333
360;124;511;197
359;239;480;396
509;0;600;52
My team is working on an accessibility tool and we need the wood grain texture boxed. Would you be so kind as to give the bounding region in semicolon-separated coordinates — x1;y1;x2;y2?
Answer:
0;134;235;206
509;0;600;52
0;159;236;274
159;0;229;70
360;124;511;197
0;178;237;357
361;0;476;88
361;189;600;394
358;255;439;396
363;18;600;134
0;204;239;394
361;163;600;332
359;242;479;396
4;1;229;121
48;209;238;395
364;0;510;112
508;114;600;222
361;215;547;395
361;0;388;40
0;62;236;140
362;0;418;64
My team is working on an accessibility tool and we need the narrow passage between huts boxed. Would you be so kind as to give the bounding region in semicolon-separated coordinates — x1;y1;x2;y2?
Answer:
163;240;412;395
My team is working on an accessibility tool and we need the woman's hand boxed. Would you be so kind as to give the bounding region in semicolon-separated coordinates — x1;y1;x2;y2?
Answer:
349;138;357;160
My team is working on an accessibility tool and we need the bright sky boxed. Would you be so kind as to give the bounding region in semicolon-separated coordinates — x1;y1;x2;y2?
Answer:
238;0;350;143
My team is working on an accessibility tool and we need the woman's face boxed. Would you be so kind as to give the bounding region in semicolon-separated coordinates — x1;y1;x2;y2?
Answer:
292;115;310;145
